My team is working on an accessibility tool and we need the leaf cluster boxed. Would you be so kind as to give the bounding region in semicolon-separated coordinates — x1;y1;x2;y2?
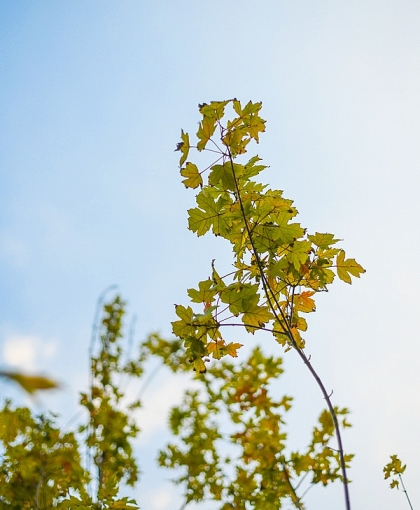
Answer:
0;296;144;509
175;99;365;370
0;401;88;508
153;343;352;509
383;455;406;490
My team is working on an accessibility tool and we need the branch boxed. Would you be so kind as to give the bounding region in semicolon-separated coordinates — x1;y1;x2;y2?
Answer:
227;148;351;510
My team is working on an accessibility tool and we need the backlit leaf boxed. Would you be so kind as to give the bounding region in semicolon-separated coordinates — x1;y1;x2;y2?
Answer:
176;129;190;167
308;232;341;249
225;342;243;357
181;162;203;189
336;250;366;284
0;371;58;394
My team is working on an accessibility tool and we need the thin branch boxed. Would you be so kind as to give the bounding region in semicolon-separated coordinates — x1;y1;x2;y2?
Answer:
299;481;315;501
294;470;310;492
280;461;304;510
399;474;414;510
226;148;351;510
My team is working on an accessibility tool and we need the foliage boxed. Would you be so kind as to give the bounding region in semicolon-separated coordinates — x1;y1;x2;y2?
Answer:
0;291;356;510
384;454;407;490
0;295;142;509
145;336;352;509
174;99;365;509
0;401;87;509
174;98;364;368
5;100;411;510
383;455;413;510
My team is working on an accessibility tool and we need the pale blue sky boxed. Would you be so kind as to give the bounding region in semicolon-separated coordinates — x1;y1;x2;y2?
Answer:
1;2;420;509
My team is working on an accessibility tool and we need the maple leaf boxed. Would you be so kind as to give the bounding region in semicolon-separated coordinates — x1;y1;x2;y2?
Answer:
208;163;236;191
199;100;230;119
336;250;366;284
197;116;217;151
188;190;232;237
308;232;342;249
294;291;316;313
193;358;207;373
180;162;203;189
225;342;243;357
188;279;217;303
176;129;190;166
286;240;311;271
207;339;225;359
172;305;195;338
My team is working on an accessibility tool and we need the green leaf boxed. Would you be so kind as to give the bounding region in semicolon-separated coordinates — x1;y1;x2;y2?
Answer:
172;305;195;338
181;162;203;189
188;189;232;237
286;240;311;271
208;163;236;191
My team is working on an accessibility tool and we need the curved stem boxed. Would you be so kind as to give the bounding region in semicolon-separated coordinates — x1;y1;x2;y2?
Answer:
295;348;350;510
227;149;351;510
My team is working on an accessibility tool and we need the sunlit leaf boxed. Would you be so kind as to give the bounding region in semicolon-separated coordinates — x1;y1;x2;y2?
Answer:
0;371;58;394
336;250;366;284
181;162;203;189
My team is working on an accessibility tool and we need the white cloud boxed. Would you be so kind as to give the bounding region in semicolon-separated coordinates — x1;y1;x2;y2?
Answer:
2;334;57;372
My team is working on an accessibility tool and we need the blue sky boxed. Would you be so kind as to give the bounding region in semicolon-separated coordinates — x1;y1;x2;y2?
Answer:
1;1;420;509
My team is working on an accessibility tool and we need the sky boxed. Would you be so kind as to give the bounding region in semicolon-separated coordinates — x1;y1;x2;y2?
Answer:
1;1;420;509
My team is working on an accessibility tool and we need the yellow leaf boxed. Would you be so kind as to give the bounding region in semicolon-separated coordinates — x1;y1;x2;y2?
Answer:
193;358;206;373
0;371;59;394
208;339;226;359
336;250;366;284
197;116;217;151
225;342;243;357
176;129;190;166
295;291;316;313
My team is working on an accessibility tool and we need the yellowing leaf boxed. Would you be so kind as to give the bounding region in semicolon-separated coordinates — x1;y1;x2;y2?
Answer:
197;116;217;151
180;162;202;189
308;232;341;249
0;371;59;394
225;342;243;357
242;304;273;331
336;250;366;284
208;339;226;359
294;291;316;313
245;110;266;142
188;190;232;237
199;100;230;119
172;305;195;338
193;358;207;373
176;129;190;166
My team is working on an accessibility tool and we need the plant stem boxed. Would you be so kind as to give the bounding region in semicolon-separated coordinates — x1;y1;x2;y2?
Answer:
227;148;351;510
399;474;414;510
